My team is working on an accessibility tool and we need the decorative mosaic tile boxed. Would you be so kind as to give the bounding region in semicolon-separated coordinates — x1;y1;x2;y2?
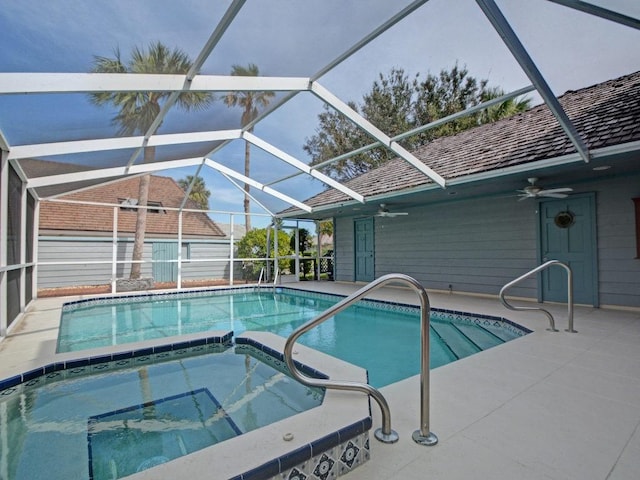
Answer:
310;452;337;480
280;466;308;480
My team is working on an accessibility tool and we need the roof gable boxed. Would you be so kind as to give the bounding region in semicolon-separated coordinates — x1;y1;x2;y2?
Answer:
39;175;225;237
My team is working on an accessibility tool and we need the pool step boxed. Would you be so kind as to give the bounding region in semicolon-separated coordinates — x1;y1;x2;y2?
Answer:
430;321;483;360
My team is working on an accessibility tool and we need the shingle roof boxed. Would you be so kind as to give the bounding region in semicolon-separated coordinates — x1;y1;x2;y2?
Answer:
300;70;640;208
39;175;225;237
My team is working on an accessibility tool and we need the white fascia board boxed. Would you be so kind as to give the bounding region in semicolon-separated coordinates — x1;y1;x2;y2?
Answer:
204;158;312;212
0;73;311;94
9;130;242;160
27;157;205;188
311;81;447;188
242;132;365;203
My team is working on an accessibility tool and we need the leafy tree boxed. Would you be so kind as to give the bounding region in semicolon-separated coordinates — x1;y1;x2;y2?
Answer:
177;175;210;210
304;64;530;180
289;228;313;253
90;42;212;279
223;64;275;232
318;220;334;238
236;227;291;279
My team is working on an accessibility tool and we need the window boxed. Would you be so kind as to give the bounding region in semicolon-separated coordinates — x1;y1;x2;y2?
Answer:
119;198;166;214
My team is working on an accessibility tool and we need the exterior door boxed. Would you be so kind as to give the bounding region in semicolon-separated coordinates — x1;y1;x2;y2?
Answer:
354;218;375;282
539;194;598;306
152;242;178;283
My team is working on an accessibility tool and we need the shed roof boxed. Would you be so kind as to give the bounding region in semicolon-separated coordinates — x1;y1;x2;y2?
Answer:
39;175;226;238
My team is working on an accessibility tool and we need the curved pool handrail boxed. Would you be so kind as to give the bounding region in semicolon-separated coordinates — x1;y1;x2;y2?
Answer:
283;273;438;446
499;260;576;333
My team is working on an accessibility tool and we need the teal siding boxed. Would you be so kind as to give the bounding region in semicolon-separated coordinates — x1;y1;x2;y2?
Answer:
332;174;640;308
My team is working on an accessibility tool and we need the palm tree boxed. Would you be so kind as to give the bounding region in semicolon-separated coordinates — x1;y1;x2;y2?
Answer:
479;87;531;123
90;42;213;279
177;175;211;210
223;64;275;231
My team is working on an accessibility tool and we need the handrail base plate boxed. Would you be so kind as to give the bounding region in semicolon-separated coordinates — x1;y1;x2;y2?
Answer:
412;430;438;446
374;428;399;444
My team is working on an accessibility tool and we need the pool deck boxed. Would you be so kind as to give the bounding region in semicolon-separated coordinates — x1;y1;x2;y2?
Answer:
1;281;640;479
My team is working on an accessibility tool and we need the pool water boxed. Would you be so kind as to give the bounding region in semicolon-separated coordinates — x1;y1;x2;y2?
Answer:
0;346;323;480
59;288;528;387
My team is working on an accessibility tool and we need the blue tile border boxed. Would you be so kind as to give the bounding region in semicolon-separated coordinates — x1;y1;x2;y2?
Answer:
0;333;233;400
235;337;329;381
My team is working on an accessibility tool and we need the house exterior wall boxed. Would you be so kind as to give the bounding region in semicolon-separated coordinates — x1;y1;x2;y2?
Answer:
37;237;238;289
595;175;640;307
334;174;640;308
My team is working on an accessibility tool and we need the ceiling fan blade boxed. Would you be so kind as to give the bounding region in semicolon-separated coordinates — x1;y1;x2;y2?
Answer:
377;211;408;217
539;192;569;198
539;187;573;195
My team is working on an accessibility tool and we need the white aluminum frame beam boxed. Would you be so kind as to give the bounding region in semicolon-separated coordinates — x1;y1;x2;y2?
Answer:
476;0;591;163
178;162;207;211
311;81;446;188
0;73;311;95
220;172;275;217
267;85;535;187
205;0;435;159
242;131;365;203
142;0;248;139
27;157;205;188
546;0;640;30
311;0;433;81
0;128;9;151
204;158;312;212
8;130;242;160
0;150;8;336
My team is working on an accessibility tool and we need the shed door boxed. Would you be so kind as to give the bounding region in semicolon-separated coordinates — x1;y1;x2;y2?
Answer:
354;218;375;282
152;242;178;283
539;194;598;306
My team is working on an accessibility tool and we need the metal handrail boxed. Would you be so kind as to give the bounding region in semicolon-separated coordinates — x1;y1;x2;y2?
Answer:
273;268;279;286
499;260;576;333
283;273;438;446
257;267;265;285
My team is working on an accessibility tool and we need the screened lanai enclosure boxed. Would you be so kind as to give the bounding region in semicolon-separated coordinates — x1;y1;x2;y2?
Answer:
1;0;639;335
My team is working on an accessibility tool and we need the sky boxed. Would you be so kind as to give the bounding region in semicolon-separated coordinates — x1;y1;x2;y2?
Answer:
0;0;639;228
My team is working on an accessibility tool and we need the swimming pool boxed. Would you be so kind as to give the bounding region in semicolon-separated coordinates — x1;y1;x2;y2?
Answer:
58;287;530;387
0;339;324;480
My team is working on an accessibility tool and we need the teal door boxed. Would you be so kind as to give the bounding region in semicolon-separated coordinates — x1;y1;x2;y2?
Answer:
355;218;375;282
152;242;178;283
539;194;598;306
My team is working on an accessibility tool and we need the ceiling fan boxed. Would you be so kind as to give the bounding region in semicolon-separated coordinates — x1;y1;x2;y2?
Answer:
375;203;409;217
517;177;573;201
